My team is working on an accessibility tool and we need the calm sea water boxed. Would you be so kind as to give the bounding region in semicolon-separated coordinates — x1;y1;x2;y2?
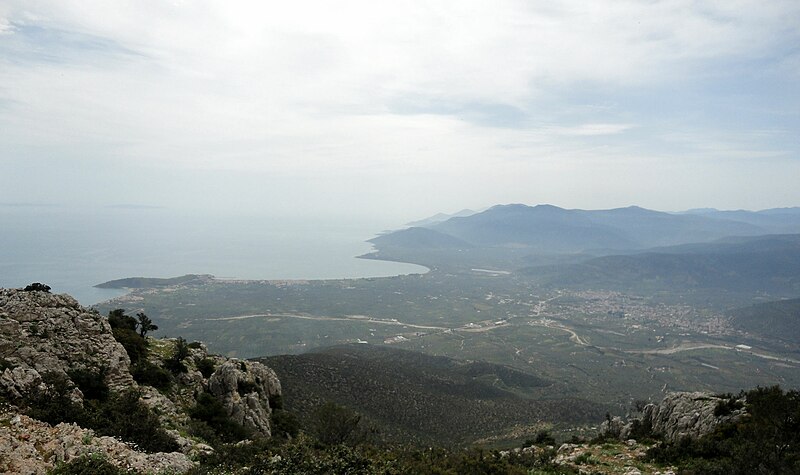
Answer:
0;206;424;305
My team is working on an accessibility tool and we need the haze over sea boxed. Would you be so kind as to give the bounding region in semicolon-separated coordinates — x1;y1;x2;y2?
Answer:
0;205;426;305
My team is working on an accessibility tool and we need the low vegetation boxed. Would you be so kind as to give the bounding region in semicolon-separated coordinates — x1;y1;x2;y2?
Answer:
26;372;178;453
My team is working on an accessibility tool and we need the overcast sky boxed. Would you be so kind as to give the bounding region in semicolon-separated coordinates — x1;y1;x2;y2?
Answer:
1;1;799;222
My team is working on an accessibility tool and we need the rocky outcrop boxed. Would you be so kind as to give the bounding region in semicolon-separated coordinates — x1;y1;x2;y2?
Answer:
0;287;283;471
0;410;195;475
602;391;746;442
209;359;282;436
0;289;134;398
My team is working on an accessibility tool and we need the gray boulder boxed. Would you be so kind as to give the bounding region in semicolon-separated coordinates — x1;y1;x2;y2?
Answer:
208;359;282;436
606;391;746;442
0;289;134;400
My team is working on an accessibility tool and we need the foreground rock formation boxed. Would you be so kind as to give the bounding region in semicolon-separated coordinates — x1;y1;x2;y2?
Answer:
0;289;134;397
602;391;747;442
0;287;283;474
0;412;194;475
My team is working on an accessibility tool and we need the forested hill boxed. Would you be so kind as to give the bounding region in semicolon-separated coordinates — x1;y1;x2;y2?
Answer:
258;344;605;446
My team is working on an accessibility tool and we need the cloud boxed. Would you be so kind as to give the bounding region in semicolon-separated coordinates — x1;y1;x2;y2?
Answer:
1;1;799;217
547;123;634;136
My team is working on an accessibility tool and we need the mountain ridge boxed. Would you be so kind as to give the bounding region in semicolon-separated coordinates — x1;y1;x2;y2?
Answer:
374;203;791;255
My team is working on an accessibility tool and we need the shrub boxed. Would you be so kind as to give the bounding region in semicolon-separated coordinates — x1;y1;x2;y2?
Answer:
88;389;179;453
49;454;125;475
268;393;283;410
196;358;216;378
111;327;148;364
165;337;190;374
27;372;86;426
312;402;368;447
24;283;51;292
131;360;174;391
533;430;556;446
26;375;177;454
107;309;137;332
68;367;109;401
189;392;252;443
271;409;300;439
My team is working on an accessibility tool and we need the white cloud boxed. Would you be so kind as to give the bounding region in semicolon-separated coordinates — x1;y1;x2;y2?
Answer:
1;1;799;216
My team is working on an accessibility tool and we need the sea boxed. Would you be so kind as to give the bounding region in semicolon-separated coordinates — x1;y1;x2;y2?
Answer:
0;206;426;305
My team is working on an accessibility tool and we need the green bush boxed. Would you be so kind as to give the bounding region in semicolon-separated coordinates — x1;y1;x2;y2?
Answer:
27;372;86;426
196;358;216;379
107;309;137;332
27;374;177;454
68;368;109;401
311;402;368;447
87;389;179;453
49;454;125;475
111;327;148;364
268;394;283;410
189;392;252;443
131;360;174;391
165;337;190;374
533;430;556;446
271;409;300;439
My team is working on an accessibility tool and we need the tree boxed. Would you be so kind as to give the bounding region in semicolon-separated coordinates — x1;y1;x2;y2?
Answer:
136;312;158;338
107;309;137;331
165;337;190;374
24;283;51;292
312;402;367;446
107;309;147;363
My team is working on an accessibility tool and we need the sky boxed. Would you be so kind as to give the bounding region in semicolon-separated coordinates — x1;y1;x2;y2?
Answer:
1;0;799;223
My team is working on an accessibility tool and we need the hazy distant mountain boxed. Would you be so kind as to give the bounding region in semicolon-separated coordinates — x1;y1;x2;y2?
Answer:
368;226;474;249
381;204;765;254
682;207;800;234
429;204;638;252
405;208;477;227
525;234;800;300
259;344;604;445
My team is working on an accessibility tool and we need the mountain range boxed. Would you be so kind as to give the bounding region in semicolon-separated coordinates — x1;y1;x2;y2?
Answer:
372;204;800;254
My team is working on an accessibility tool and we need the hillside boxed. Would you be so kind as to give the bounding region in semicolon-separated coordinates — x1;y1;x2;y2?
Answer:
727;298;800;348
259;344;606;446
524;234;800;303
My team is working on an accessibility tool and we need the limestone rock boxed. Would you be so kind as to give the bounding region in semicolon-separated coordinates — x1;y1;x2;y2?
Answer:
0;289;134;398
208;359;281;436
606;391;746;442
0;367;44;400
0;409;195;474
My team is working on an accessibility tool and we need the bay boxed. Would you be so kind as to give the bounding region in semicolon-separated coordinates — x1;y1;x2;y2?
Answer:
0;206;425;305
